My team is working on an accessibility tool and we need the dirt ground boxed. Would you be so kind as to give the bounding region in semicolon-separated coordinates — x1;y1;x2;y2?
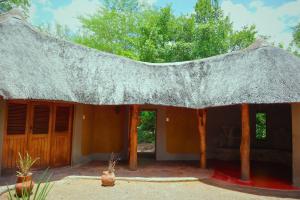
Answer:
2;178;300;200
137;143;155;152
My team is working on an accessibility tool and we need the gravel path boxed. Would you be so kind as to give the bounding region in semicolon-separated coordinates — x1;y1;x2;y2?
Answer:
2;178;298;200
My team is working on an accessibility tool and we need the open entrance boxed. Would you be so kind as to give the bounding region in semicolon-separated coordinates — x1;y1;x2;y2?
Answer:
137;110;156;159
211;104;294;189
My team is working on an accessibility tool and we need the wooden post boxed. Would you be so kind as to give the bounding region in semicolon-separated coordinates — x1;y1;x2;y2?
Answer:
240;104;250;181
197;109;207;169
129;105;139;170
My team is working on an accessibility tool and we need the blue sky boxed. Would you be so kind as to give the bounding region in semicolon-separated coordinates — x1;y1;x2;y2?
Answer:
29;0;300;47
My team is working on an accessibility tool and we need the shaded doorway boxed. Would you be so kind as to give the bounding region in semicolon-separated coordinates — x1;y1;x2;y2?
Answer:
209;104;294;189
137;111;157;159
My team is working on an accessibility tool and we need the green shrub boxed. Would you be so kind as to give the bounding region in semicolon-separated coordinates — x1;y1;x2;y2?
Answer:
138;111;156;144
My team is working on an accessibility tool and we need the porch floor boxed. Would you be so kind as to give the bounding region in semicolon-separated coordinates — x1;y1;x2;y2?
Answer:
211;160;298;190
0;159;298;191
0;158;212;187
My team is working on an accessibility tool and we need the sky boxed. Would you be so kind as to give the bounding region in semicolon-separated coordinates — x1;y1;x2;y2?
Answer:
29;0;300;47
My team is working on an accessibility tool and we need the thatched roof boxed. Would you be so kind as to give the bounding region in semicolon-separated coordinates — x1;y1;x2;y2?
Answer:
0;10;300;109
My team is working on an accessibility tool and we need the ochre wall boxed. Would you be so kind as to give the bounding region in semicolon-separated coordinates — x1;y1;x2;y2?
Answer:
81;105;94;155
165;107;199;154
292;103;300;186
81;105;127;155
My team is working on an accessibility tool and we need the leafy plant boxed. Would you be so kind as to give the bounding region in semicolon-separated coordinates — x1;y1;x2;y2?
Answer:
16;152;39;176
138;111;156;144
7;168;53;200
256;112;267;140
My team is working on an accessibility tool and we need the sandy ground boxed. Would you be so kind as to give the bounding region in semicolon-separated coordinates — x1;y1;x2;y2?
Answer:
137;143;155;153
2;178;299;200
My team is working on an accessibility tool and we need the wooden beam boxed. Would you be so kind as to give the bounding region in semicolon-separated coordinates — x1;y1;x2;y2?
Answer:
197;109;207;169
129;105;139;170
240;104;250;181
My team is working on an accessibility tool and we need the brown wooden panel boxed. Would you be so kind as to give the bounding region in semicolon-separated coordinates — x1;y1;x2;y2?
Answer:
28;103;52;168
50;104;73;167
28;136;50;168
2;135;27;169
2;102;28;170
51;134;71;167
2;101;73;170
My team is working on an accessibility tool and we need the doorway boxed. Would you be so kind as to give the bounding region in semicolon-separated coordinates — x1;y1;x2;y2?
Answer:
137;110;157;159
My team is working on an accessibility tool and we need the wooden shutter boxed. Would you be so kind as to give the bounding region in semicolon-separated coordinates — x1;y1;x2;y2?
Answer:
7;103;27;135
55;106;70;132
32;105;50;134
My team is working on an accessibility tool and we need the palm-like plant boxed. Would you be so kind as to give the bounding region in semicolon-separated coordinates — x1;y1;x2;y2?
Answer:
16;152;39;176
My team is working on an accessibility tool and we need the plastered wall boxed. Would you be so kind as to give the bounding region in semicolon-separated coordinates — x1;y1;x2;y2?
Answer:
71;103;293;164
165;107;199;154
72;104;128;164
292;103;300;186
0;100;5;174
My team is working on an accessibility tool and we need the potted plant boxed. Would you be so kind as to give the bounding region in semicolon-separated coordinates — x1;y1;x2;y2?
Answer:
8;168;53;200
101;153;119;186
15;152;39;197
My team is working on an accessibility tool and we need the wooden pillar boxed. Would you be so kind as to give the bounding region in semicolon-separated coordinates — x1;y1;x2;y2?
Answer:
129;105;139;170
240;104;250;181
197;109;207;169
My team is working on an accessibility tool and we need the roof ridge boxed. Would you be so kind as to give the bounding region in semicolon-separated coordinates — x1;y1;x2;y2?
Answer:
0;8;25;22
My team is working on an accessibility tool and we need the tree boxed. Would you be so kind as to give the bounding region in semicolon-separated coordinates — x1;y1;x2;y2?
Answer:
192;0;256;58
136;6;195;62
0;0;30;15
292;22;300;49
230;25;257;51
74;0;140;59
73;0;257;62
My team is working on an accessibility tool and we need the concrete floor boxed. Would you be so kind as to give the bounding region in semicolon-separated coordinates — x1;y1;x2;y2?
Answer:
0;159;212;187
1;159;300;199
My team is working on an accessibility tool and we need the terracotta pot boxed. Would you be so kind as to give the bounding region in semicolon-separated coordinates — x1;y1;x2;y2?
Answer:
15;173;34;197
101;171;115;186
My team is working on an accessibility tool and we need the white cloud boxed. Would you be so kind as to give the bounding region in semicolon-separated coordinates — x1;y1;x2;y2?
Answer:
138;0;157;8
221;0;300;47
51;0;102;30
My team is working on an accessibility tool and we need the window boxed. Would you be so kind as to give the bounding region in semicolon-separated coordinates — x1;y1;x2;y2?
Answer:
256;112;267;140
7;103;27;135
55;106;70;132
32;105;50;134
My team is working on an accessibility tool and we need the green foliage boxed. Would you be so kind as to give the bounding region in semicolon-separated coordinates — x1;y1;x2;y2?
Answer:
72;0;257;62
256;113;267;140
7;168;53;200
138;111;156;143
230;25;257;51
0;0;30;15
293;22;300;49
74;0;140;59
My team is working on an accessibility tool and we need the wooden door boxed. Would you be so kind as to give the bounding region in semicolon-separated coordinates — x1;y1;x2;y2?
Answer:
28;103;52;168
50;104;73;167
2;102;29;169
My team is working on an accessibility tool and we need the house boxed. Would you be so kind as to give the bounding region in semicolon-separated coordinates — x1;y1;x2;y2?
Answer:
1;10;300;186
